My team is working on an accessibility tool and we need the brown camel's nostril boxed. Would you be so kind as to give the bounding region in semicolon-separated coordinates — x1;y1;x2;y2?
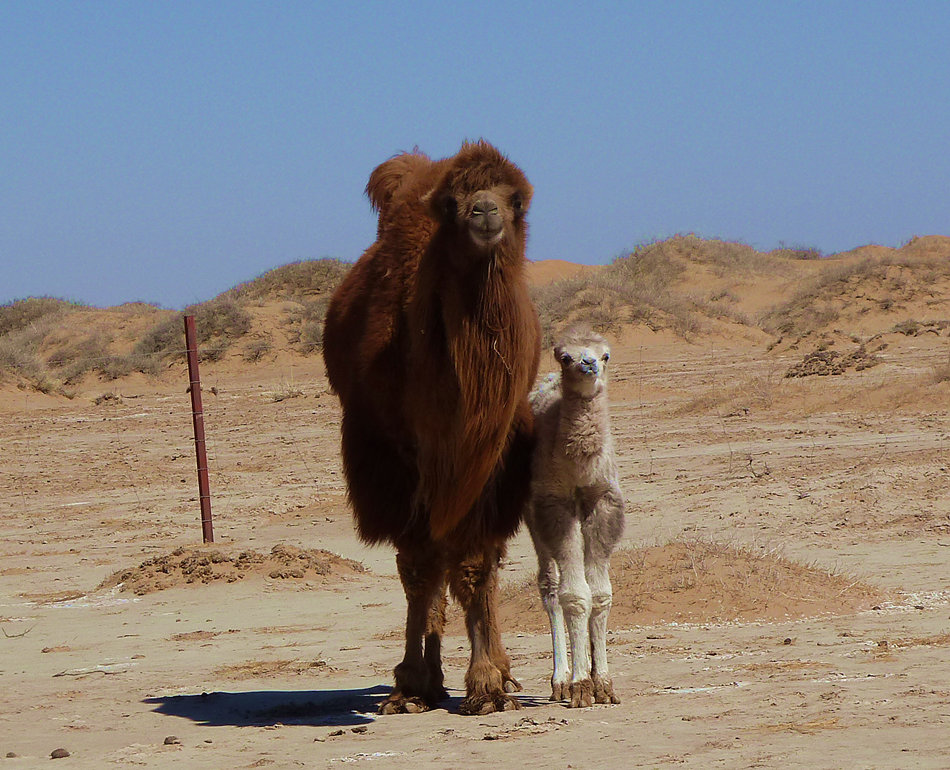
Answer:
469;196;503;243
472;198;499;217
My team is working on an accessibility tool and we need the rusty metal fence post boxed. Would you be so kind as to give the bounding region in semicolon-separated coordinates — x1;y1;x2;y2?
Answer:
184;315;214;543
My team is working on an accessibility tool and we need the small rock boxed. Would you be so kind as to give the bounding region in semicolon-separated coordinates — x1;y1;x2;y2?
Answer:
6;752;18;758
164;736;181;745
328;729;345;737
351;726;368;734
51;748;71;759
783;637;793;645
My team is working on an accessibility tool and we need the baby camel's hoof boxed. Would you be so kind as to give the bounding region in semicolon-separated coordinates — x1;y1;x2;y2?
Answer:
568;679;594;708
377;695;429;715
458;692;521;715
594;677;621;705
550;682;570;702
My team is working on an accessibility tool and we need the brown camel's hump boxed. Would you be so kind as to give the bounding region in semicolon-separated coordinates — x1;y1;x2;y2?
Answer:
365;150;434;218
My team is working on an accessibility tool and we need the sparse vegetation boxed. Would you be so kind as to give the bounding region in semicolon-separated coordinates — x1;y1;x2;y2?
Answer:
4;238;949;395
226;258;350;301
0;297;87;337
242;338;273;362
759;253;950;337
770;244;823;260
285;296;334;353
267;377;304;402
135;298;252;362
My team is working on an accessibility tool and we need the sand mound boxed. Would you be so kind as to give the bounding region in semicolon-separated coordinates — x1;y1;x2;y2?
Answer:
470;541;887;634
99;544;366;595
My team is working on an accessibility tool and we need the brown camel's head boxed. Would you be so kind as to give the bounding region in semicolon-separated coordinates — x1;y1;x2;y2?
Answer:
425;140;533;258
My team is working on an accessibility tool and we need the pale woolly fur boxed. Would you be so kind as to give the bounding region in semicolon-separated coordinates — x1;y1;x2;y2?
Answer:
526;328;626;707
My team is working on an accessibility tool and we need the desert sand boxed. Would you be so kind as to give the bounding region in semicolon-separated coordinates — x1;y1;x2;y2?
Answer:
1;245;949;768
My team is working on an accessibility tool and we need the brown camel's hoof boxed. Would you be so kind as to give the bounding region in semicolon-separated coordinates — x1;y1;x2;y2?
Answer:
377;695;430;715
550;681;570;702
458;692;521;715
503;675;523;694
593;676;620;705
568;679;594;708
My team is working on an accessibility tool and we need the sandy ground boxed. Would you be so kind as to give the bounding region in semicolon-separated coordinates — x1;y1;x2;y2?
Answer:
2;324;949;768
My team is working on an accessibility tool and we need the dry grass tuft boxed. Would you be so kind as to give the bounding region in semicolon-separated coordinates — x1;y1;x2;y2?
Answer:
226;259;350;302
134;298;252;362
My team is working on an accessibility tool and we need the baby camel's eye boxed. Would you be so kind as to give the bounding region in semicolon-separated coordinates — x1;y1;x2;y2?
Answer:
558;352;573;365
601;352;610;363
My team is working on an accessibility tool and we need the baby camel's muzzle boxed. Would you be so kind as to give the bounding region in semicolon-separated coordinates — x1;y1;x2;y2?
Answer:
577;355;599;376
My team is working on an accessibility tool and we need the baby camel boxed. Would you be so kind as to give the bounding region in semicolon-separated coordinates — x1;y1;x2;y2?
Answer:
526;330;625;707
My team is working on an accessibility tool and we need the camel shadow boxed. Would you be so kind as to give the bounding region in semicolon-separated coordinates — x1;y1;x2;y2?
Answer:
144;685;389;728
146;686;552;727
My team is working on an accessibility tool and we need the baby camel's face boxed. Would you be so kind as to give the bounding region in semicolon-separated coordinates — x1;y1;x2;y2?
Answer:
554;338;611;398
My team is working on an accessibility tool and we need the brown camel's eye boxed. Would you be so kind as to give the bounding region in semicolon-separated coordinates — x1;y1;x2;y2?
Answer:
442;195;458;221
511;193;524;215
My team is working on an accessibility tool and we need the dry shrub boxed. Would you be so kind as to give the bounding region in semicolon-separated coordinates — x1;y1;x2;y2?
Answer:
0;297;87;335
769;245;823;261
267;378;304;402
532;240;694;344
229;259;350;356
532;235;800;345
242;337;273;362
227;258;350;301
285;296;333;353
135;298;252;362
0;299;88;393
760;254;950;337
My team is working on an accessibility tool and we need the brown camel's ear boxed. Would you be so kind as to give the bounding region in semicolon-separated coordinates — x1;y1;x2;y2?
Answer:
421;186;458;224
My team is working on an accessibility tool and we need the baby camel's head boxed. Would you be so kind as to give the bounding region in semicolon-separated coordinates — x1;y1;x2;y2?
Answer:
553;329;611;399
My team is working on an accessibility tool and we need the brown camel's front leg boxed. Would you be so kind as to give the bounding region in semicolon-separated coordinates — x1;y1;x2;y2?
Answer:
450;546;521;715
379;547;447;715
423;579;450;702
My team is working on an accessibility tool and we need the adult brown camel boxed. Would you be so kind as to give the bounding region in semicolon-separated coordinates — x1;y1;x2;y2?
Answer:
323;140;541;716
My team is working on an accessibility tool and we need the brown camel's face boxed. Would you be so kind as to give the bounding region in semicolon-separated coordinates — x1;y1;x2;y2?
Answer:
555;334;611;399
434;184;528;252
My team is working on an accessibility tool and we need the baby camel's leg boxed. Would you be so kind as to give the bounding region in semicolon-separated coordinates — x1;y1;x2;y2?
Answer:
535;496;593;707
529;526;570;701
582;485;625;704
585;559;620;704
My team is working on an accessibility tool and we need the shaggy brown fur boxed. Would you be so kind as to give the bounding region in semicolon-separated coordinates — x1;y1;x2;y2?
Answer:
323;140;541;715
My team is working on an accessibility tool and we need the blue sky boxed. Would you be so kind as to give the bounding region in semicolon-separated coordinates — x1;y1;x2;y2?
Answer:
2;2;948;308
